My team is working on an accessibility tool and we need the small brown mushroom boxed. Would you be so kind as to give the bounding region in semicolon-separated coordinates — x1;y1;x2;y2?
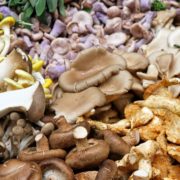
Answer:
58;47;126;92
0;159;42;180
96;159;117;180
18;133;66;161
51;87;106;123
75;171;98;180
65;126;109;169
39;158;74;180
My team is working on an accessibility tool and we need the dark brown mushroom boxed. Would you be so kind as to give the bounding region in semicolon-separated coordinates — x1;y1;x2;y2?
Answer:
39;158;74;180
59;47;126;92
18;133;66;162
65;126;109;169
49;116;90;149
96;159;117;180
0;159;42;180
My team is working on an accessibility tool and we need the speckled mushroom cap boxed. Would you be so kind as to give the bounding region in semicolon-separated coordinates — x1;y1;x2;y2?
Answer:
0;159;41;180
58;47;126;92
39;158;74;180
65;139;109;169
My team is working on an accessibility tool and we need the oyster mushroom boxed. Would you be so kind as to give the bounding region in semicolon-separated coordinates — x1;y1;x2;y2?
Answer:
168;27;180;48
18;133;66;161
167;144;180;163
65;126;109;169
0;49;31;87
0;159;41;180
59;47;126;92
40;158;74;180
0;82;45;122
51;87;106;123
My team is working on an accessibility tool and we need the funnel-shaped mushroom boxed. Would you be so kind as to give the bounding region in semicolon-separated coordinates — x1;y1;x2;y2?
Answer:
59;47;126;92
0;81;45;122
0;159;42;180
0;49;31;87
51;87;106;123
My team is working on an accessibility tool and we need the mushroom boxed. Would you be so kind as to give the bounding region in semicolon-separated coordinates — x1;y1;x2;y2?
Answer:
167;144;180;163
0;82;45;122
49;116;90;149
18;133;66;161
0;159;42;179
168;27;180;48
75;171;98;180
59;47;126;92
107;6;121;18
95;159;117;180
40;158;74;180
65;126;109;169
0;16;15;56
51;87;106;123
0;48;31;88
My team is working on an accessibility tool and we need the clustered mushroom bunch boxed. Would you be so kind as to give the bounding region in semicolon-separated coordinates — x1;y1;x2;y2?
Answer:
0;0;179;80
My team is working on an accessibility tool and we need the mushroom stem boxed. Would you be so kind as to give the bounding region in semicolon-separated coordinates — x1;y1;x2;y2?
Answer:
55;116;72;131
73;126;89;151
35;133;49;151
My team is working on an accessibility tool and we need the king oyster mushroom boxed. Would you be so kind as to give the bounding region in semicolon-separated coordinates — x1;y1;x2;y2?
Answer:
0;82;45;122
59;47;126;93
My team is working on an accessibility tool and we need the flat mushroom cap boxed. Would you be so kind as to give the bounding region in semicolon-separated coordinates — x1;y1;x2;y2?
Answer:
51;87;106;123
0;159;41;180
121;52;149;72
59;47;126;92
0;49;31;87
0;82;45;122
99;70;133;96
40;158;74;180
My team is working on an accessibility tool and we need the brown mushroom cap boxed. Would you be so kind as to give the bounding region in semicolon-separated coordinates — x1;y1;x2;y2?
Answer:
51;87;106;123
95;159;117;180
121;52;149;72
39;158;74;180
65;139;109;169
75;171;98;180
0;159;41;180
0;49;31;87
99;70;133;96
0;82;45;122
58;47;126;92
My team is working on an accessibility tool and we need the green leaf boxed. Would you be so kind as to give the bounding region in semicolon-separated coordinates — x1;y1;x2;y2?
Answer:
21;5;33;21
47;0;58;12
58;0;66;16
83;7;91;13
38;11;48;24
29;0;36;7
35;0;46;17
8;0;16;6
151;0;166;11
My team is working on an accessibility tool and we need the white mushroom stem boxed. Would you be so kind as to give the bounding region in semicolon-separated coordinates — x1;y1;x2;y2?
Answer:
0;34;10;56
73;126;88;151
132;169;149;180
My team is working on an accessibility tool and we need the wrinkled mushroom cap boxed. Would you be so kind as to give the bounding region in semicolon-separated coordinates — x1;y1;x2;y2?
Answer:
59;47;126;92
51;87;106;123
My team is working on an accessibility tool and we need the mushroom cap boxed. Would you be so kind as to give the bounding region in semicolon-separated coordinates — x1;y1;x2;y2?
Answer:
51;87;106;123
18;147;67;162
40;158;74;180
167;144;180;163
168;27;180;48
59;47;126;92
0;16;15;28
121;52;149;72
99;70;133;96
0;49;31;87
0;159;41;180
65;139;109;169
75;171;98;180
0;82;45;122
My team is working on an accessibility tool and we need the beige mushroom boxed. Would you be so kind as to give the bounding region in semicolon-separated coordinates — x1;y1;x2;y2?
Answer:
0;82;45;122
59;47;126;92
167;144;180;163
168;27;180;48
51;87;106;123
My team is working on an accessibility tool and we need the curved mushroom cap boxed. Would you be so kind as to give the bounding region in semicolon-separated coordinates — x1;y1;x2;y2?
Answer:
168;27;180;48
40;158;74;180
75;171;98;180
167;144;180;163
51;87;106;123
65;139;109;169
18;147;67;162
0;82;45;122
59;47;126;92
0;159;41;180
121;52;149;72
0;49;31;87
99;70;133;96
